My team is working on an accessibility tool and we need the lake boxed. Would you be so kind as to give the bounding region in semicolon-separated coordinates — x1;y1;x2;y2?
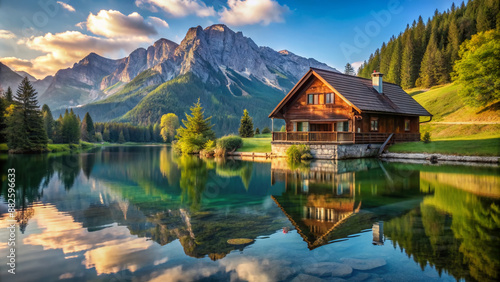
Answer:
0;146;499;281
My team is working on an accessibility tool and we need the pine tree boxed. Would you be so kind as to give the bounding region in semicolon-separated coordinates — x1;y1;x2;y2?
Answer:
344;63;355;75
103;126;110;142
153;123;161;142
417;33;439;87
118;130;125;143
238;109;254;137
80;112;95;142
386;38;402;85
4;87;13;104
6;77;47;152
62;109;80;144
400;29;416;89
255;127;260;135
0;97;6;143
41;104;54;140
52;114;64;144
176;98;215;154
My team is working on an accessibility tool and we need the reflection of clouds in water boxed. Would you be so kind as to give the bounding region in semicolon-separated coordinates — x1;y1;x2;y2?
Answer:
149;265;220;282
149;257;291;282
20;204;169;275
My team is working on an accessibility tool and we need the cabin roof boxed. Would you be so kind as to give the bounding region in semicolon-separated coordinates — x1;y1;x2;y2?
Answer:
269;68;432;118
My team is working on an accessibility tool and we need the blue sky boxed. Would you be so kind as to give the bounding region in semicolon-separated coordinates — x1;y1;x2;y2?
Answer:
0;0;458;78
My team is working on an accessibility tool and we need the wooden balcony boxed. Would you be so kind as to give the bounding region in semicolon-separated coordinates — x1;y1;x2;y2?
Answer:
272;132;420;144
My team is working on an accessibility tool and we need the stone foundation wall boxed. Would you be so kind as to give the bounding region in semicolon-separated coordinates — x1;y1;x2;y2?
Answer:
271;142;382;160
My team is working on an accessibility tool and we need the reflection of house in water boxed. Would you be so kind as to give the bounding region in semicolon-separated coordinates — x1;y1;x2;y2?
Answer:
271;158;421;249
271;159;365;249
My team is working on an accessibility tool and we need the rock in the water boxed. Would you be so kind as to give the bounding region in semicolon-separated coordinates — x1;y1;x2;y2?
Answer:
304;262;353;277
226;238;254;245
340;258;386;270
291;274;326;282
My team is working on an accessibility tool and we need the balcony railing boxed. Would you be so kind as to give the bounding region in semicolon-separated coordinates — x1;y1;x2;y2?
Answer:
272;131;354;143
272;132;420;143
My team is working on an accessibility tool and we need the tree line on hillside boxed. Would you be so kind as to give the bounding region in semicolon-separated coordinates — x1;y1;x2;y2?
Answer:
357;0;499;90
0;78;166;153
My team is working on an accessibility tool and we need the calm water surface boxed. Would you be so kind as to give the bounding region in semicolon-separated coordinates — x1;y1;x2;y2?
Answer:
0;146;499;281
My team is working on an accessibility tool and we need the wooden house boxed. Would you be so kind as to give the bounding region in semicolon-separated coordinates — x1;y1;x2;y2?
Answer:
269;68;432;159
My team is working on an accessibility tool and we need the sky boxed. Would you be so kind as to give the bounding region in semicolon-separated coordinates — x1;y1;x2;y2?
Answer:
0;0;458;79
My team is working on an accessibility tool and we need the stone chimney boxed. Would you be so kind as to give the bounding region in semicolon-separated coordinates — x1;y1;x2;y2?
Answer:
371;71;383;94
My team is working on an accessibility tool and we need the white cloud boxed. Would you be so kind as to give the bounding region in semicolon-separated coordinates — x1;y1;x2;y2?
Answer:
351;61;363;72
135;0;216;17
7;30;153;78
148;16;169;28
219;0;289;26
0;30;16;39
86;10;167;38
57;1;75;12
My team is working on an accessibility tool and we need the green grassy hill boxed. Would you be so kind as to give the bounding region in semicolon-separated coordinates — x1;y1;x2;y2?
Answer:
389;83;499;156
408;83;500;140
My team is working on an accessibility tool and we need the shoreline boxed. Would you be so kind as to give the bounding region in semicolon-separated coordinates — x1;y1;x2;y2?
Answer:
380;152;499;164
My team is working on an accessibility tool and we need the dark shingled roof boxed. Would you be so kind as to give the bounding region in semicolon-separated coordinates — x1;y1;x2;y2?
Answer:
270;68;432;118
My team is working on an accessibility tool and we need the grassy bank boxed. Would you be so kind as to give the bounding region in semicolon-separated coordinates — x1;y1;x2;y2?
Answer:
238;134;272;153
0;141;166;154
388;137;500;156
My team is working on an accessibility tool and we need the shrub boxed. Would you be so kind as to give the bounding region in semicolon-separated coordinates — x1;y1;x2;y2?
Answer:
286;144;311;162
255;128;260;135
422;131;431;143
214;147;226;157
200;139;216;157
217;135;243;152
262;127;271;134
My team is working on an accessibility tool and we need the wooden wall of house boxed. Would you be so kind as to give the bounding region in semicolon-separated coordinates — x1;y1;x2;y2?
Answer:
354;114;420;133
283;78;353;131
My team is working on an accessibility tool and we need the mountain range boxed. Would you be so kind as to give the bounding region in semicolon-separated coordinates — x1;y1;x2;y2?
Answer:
0;24;336;133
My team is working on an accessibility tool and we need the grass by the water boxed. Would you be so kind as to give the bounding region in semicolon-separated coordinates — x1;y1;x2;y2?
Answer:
388;137;500;156
0;141;166;154
238;133;272;153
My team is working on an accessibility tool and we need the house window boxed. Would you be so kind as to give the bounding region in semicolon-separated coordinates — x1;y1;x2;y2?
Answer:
308;94;314;104
337;121;349;132
295;122;309;132
370;117;379;131
405;119;410;131
308;94;331;105
325;93;334;104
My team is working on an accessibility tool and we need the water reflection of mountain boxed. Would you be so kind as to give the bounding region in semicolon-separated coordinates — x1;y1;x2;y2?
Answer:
0;146;291;263
271;159;500;281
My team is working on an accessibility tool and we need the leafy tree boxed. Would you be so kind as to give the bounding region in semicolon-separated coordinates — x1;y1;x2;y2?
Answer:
62;109;80;144
80;112;95;142
453;29;500;106
176;99;215;154
344;63;355;75
6;77;47;152
160;113;180;142
118;130;125;143
262;127;271;134
255;127;260;135
238;109;254;137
